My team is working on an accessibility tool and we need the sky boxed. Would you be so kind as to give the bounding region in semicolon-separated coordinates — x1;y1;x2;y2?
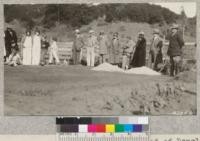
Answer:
153;2;196;18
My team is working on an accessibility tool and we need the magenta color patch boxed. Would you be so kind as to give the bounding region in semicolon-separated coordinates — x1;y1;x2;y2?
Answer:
88;124;96;132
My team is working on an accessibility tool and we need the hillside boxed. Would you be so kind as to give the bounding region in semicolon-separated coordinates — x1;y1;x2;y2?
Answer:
4;3;196;42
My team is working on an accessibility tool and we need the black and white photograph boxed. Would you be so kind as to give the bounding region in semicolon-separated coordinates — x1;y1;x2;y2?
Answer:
4;2;197;115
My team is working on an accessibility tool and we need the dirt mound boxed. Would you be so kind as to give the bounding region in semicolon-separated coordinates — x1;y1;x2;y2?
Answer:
92;63;124;72
92;63;161;75
125;66;161;75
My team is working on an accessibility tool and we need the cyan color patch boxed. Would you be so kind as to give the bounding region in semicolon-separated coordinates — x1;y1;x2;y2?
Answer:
124;124;133;132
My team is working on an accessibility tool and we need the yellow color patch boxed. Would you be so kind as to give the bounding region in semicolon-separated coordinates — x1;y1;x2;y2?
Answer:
106;124;115;133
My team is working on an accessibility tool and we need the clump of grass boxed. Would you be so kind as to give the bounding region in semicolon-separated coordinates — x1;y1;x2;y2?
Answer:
20;89;52;97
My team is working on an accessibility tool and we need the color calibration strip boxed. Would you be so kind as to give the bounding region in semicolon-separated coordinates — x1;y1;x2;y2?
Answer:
56;117;149;133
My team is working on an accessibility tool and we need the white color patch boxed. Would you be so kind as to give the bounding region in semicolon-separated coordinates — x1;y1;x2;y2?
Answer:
78;125;88;133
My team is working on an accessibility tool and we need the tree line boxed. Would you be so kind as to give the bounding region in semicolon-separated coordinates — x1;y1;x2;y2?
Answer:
4;3;184;29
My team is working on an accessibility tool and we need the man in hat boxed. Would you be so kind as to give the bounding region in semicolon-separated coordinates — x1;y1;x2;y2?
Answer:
131;31;146;67
40;35;50;65
149;28;163;71
98;31;109;64
48;37;60;64
110;32;121;65
122;36;136;70
167;24;184;76
86;30;98;67
72;29;84;65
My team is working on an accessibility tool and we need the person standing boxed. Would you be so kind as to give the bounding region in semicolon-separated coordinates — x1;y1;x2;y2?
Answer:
4;27;18;60
72;29;84;65
48;37;60;64
98;31;109;64
3;33;6;62
22;30;32;65
41;35;50;65
122;36;136;70
149;29;163;71
110;32;120;65
131;31;146;67
86;30;98;67
32;29;41;65
167;24;184;76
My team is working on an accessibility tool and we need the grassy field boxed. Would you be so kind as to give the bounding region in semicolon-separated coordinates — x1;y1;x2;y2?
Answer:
4;19;196;116
4;65;196;116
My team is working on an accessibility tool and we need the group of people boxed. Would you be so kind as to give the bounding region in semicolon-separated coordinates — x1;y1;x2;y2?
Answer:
72;29;145;68
72;23;184;76
4;28;60;66
4;23;184;77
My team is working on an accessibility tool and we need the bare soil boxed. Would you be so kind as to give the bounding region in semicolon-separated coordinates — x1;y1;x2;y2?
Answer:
4;65;196;116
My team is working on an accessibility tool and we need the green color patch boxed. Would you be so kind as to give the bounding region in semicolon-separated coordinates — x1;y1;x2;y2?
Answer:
115;124;124;132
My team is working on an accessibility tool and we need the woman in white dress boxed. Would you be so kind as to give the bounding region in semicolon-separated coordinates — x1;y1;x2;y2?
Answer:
22;30;32;65
32;30;41;65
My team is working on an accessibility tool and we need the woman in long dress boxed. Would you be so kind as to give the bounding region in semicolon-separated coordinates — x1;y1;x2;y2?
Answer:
32;30;41;65
23;30;32;65
131;32;146;67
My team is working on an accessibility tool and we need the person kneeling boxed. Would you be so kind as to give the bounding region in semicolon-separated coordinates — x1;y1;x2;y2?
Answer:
6;48;22;67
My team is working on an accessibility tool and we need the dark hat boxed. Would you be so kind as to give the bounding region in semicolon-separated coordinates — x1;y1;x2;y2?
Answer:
52;37;57;41
171;24;179;29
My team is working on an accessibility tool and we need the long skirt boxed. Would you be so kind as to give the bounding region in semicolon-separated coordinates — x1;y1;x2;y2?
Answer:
32;36;41;65
23;47;32;65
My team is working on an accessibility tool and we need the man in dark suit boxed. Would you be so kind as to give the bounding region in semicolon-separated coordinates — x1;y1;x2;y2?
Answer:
167;24;185;76
4;27;18;59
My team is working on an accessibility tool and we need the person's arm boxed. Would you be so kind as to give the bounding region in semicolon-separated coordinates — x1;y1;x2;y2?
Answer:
72;40;75;52
80;37;85;48
177;33;184;48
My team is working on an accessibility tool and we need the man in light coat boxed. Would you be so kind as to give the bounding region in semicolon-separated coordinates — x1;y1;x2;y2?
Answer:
110;32;121;65
72;29;84;65
98;31;109;64
48;37;60;64
122;36;136;70
149;29;163;71
87;30;98;67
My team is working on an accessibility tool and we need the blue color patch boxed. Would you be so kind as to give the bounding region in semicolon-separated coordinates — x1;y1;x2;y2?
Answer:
124;124;133;132
133;124;142;132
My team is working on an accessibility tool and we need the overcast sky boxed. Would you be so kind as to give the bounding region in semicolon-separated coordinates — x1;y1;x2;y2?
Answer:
153;2;196;18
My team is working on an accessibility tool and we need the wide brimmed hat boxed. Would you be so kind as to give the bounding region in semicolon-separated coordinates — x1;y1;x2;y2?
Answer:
89;30;94;34
138;31;144;35
99;30;105;34
75;29;80;33
171;24;179;29
126;35;132;39
153;28;160;34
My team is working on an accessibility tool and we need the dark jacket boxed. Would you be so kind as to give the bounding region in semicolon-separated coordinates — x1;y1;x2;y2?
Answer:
167;32;184;57
73;36;84;52
5;29;18;56
41;40;50;49
131;37;146;67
